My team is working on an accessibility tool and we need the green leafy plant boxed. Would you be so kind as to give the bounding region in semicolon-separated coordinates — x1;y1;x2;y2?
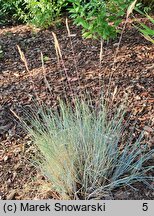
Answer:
24;0;68;28
0;0;68;27
124;0;154;44
131;2;154;44
23;99;154;199
68;0;132;40
0;0;26;25
137;13;154;44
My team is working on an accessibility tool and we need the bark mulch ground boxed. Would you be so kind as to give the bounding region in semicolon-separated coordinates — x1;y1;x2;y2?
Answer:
0;19;154;200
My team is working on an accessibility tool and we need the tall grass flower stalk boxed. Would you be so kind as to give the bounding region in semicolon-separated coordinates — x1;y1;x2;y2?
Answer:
23;98;154;200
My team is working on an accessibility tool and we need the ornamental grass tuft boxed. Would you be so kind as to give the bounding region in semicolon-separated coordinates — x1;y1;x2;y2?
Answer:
23;99;154;199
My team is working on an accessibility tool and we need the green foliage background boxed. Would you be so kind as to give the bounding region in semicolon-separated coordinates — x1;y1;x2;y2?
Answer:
68;0;133;40
0;0;153;39
0;0;26;25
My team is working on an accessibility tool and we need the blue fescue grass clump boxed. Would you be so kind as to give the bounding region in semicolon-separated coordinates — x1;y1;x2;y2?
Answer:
24;99;154;200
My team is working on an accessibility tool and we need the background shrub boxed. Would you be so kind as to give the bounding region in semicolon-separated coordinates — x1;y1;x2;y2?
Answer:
68;0;133;40
24;0;68;28
0;0;67;27
0;0;26;25
0;0;153;29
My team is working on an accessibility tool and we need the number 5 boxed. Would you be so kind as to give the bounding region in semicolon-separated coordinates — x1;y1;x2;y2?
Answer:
142;203;148;211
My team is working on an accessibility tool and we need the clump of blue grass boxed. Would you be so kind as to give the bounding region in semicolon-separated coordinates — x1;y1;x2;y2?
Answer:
23;99;154;200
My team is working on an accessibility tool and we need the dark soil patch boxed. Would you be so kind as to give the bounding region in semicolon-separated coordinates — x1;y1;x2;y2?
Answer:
0;19;154;200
